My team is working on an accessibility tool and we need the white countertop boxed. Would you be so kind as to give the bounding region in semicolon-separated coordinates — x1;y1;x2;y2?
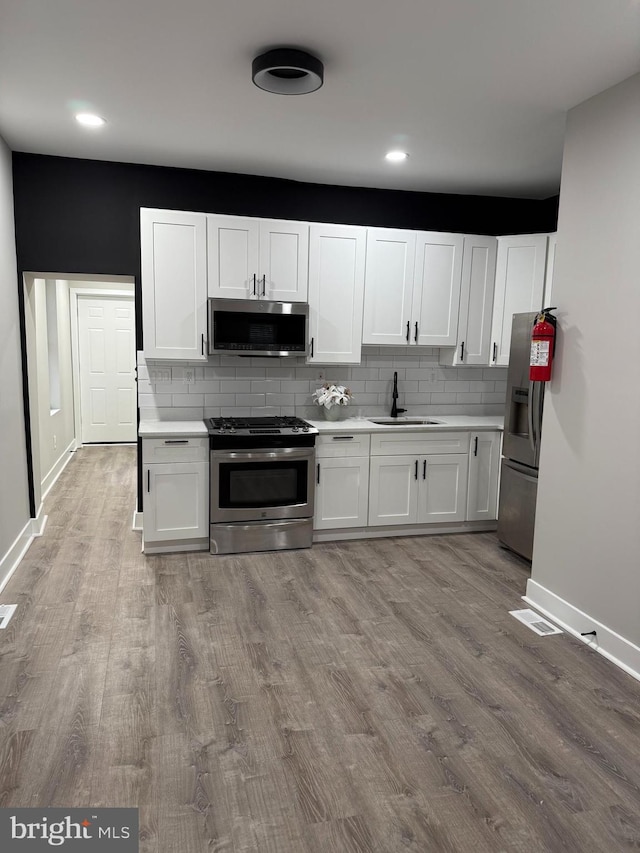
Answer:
306;414;504;434
139;419;208;438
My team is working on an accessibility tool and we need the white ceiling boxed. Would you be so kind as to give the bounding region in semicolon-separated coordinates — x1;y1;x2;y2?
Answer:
1;0;639;198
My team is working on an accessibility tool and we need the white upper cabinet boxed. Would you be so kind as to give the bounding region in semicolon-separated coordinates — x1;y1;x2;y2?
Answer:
307;224;367;364
362;230;463;347
362;229;416;345
412;232;464;347
442;235;497;366
490;234;548;366
207;216;259;299
141;208;208;361
208;215;308;301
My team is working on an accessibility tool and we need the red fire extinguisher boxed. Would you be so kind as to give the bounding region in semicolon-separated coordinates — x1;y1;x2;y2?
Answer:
529;308;557;382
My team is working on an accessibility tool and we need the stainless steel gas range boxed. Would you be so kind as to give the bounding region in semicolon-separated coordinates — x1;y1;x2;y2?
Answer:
206;416;319;555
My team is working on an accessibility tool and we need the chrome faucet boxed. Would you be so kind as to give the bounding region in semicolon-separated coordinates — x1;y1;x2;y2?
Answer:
390;371;406;418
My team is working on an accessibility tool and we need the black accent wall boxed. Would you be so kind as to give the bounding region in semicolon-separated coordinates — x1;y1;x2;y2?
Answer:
12;152;558;294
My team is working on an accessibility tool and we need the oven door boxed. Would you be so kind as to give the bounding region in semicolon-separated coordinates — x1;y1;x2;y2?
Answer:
210;446;315;523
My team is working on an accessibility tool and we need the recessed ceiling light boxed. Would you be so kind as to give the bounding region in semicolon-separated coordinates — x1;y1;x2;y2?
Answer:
385;150;409;162
75;113;106;128
252;48;324;95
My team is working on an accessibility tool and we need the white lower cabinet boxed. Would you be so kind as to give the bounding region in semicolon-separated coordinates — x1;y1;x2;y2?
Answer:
467;431;501;521
314;434;370;529
142;437;209;552
368;453;468;526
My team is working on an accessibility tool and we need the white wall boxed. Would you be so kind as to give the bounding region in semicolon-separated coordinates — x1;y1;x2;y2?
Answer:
0;134;31;578
528;73;640;667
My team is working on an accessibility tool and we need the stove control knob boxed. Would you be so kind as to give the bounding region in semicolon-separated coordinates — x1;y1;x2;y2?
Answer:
292;426;299;432
302;425;309;432
229;427;236;434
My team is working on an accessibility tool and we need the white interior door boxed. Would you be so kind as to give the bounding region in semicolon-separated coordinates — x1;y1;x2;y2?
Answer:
78;296;136;443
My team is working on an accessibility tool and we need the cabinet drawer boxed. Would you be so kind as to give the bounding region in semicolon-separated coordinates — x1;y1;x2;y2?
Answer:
142;436;208;464
370;431;469;456
316;433;371;458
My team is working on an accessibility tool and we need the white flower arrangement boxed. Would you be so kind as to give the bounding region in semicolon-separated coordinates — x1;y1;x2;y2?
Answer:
312;382;353;410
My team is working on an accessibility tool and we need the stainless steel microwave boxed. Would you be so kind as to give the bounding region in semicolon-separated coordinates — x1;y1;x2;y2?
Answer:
208;298;309;357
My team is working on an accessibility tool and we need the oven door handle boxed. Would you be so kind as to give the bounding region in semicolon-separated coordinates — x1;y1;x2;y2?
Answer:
210;447;314;462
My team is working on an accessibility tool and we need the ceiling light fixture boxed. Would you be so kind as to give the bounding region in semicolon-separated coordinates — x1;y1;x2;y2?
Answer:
252;48;324;95
75;113;106;128
385;150;409;162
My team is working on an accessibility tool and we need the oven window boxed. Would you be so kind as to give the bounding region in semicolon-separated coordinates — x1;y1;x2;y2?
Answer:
219;461;308;508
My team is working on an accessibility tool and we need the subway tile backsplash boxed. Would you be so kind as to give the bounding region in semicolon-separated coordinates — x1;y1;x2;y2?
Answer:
138;347;508;421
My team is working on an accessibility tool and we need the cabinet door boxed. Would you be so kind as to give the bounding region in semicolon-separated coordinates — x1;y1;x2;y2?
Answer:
419;454;469;523
368;455;419;526
308;224;366;364
490;234;547;366
259;220;309;302
141;209;208;360
467;432;501;521
412;232;464;347
454;235;497;365
143;461;209;543
208;215;260;299
362;228;416;345
314;456;369;530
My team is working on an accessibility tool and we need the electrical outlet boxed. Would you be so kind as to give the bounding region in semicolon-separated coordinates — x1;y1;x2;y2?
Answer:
317;371;324;381
53;435;57;450
184;368;195;384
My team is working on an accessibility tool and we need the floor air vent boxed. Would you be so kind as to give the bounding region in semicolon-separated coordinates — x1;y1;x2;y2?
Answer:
0;604;17;629
510;608;562;636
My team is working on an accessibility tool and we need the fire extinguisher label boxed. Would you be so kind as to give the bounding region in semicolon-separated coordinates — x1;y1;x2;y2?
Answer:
530;340;550;366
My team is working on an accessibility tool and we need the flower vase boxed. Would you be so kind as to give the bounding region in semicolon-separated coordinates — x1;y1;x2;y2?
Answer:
323;406;342;421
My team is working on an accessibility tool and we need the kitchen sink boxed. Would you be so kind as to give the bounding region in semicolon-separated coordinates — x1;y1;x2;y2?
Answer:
368;417;442;426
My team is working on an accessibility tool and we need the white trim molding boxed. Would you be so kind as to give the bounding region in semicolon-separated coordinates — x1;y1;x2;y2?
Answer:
524;579;640;684
41;440;75;500
0;520;34;595
132;510;143;531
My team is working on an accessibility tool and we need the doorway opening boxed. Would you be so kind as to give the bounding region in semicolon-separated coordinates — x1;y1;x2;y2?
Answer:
22;273;136;517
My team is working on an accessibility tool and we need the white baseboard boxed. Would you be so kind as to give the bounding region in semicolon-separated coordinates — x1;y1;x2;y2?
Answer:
132;510;143;531
41;440;75;500
524;579;640;684
31;504;48;537
0;519;34;595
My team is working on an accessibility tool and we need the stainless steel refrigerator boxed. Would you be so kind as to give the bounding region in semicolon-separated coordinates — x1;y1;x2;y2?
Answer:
497;312;545;561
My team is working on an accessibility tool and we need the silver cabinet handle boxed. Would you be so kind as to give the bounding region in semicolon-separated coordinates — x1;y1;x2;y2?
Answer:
331;436;354;441
253;273;257;296
147;469;150;492
164;439;189;444
262;275;266;297
414;322;418;343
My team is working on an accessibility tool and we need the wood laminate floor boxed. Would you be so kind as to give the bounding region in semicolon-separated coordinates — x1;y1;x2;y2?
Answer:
1;446;640;852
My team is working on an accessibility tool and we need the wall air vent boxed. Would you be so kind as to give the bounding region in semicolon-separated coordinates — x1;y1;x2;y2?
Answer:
0;604;17;629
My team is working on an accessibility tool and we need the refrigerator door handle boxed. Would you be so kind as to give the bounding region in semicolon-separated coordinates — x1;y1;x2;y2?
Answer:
503;458;538;484
528;380;536;455
535;379;544;463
